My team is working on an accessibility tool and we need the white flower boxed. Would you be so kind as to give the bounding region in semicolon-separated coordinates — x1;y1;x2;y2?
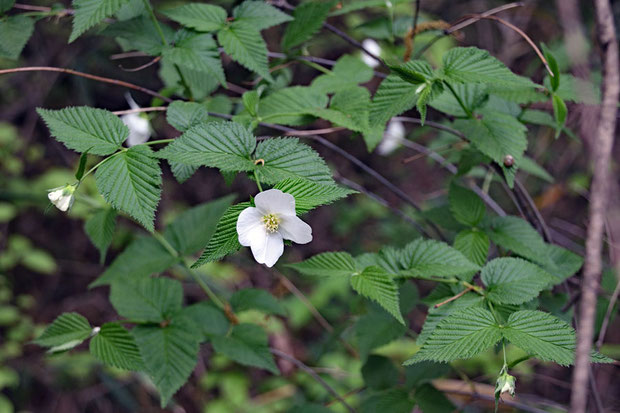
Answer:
376;120;406;155
47;184;76;212
361;38;381;68
121;93;151;147
236;189;312;267
495;371;516;398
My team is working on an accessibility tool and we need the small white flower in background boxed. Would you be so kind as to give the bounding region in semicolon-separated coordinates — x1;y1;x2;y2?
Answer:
495;369;516;398
376;119;406;155
236;189;312;268
121;93;151;147
47;184;76;212
361;38;381;68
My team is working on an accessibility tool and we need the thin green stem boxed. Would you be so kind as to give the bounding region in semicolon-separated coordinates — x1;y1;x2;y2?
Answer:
152;232;179;257
254;169;264;192
79;151;124;183
142;138;174;146
298;58;332;75
444;81;474;118
502;339;507;366
141;0;167;46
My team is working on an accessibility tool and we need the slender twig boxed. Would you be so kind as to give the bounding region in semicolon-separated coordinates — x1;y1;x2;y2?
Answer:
270;348;356;413
595;268;620;349
112;106;167;116
13;3;53;12
284;127;345;136
323;22;387;69
412;0;421;45
570;0;620;411
434;286;473;308
119;56;161;72
110;51;149;60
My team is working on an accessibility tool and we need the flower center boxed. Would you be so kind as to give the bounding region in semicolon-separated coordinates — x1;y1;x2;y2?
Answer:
262;213;280;233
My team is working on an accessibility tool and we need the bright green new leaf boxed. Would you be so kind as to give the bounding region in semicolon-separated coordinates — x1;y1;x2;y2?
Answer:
70;0;131;43
312;86;370;132
211;323;279;374
89;322;144;371
37;106;128;155
481;258;553;305
161;3;227;32
351;266;404;325
84;208;117;264
110;277;183;323
449;182;485;226
281;0;336;50
231;288;286;316
273;178;356;214
233;0;293;31
288;251;357;277
218;21;272;81
0;15;34;60
34;312;92;349
541;43;560;92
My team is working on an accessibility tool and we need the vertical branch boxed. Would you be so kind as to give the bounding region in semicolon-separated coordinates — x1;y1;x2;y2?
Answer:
570;0;619;411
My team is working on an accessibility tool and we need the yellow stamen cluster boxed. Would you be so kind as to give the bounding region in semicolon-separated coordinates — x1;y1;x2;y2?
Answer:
262;213;280;233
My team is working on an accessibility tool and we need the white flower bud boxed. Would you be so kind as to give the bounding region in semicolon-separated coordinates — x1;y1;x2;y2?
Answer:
361;39;381;68
495;370;516;398
122;93;151;147
47;184;76;212
377;120;406;155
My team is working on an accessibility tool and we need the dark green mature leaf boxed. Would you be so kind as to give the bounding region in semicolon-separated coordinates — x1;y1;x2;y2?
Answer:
360;389;414;413
399;239;480;279
351;266;404;325
416;80;444;125
430;83;487;117
233;0;292;30
288;404;333;413
161;3;227;32
0;15;34;60
170;162;199;183
231;288;286;316
415;383;456;413
90;322;144;371
356;309;407;358
440;47;537;89
102;16;174;55
311;55;373;93
281;0;336;50
481;258;553;305
115;0;144;20
454;229;489;267
84;208;117;264
218;21;272;81
180;302;230;339
256;86;329;125
254;138;333;184
519;156;554;183
166;101;209;132
312;86;371;132
156;121;255;171
34;312;92;349
192;202;250;267
541;244;583;283
552;94;567;137
484;216;548;265
211;323;278;374
287;251;357;277
405;307;501;364
95;146;162;232
362;355;399;390
541;43;560;92
110;277;183;323
37;107;128;155
0;0;15;13
449;182;485;226
90;236;177;287
273;179;356;214
164;195;234;256
133;316;201;407
70;0;131;43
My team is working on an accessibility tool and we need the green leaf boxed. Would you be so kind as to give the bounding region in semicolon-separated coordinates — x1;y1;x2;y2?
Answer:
351;266;404;325
84;208;117;264
449;182;485;226
231;288;286;316
360;389;414;413
89;236;177;287
166;101;209;132
254;138;333;184
161;3;227;32
287;251;357;277
399;238;481;279
312;86;370;132
256;86;329;126
164;195;234;256
211;323;279;374
37;107;128;155
541;43;560;92
362;355;399;389
518;156;554;183
233;0;292;31
311;55;373;93
109;277;183;323
102;15;174;55
540;244;583;283
389;60;433;84
273;178;356;214
430;83;487;117
34;312;92;349
440;47;537;89
115;0;145;20
481;258;553;305
405;307;501;364
416;81;444;125
484;216;548;266
180;302;230;339
89;322;144;371
170;162;198;183
454;229;489;267
355;309;407;359
552;94;567;137
415;383;456;413
95;145;162;232
218;21;272;81
70;0;131;43
192;202;250;267
75;151;89;180
281;0;336;50
242;90;260;117
0;0;15;14
0;15;34;60
133;315;200;407
156;121;255;172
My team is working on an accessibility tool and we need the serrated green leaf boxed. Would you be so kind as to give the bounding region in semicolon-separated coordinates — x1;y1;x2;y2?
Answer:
399;238;480;279
484;215;548;266
254;138;333;184
281;0;336;50
133;315;200;407
231;288;286;316
95;145;162;232
405;307;501;364
180;302;230;339
89;236;177;287
218;21;272;81
361;389;414;413
192;202;250;267
288;251;357;277
311;55;373;93
70;0;131;43
161;3;227;32
449;182;485;226
115;0;145;21
541;43;560;92
273;178;356;214
156;121;255;171
34;312;92;348
256;86;329;126
416;81;444;125
312;86;370;132
90;322;144;371
110;277;183;323
170;162;198;183
102;16;174;55
540;244;583;283
84;208;117;264
454;229;489;267
37;107;128;155
355;309;407;359
0;15;34;60
389;59;433;84
351;266;404;325
481;258;553;305
430;83;488;117
0;0;15;13
211;323;278;374
233;0;292;31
